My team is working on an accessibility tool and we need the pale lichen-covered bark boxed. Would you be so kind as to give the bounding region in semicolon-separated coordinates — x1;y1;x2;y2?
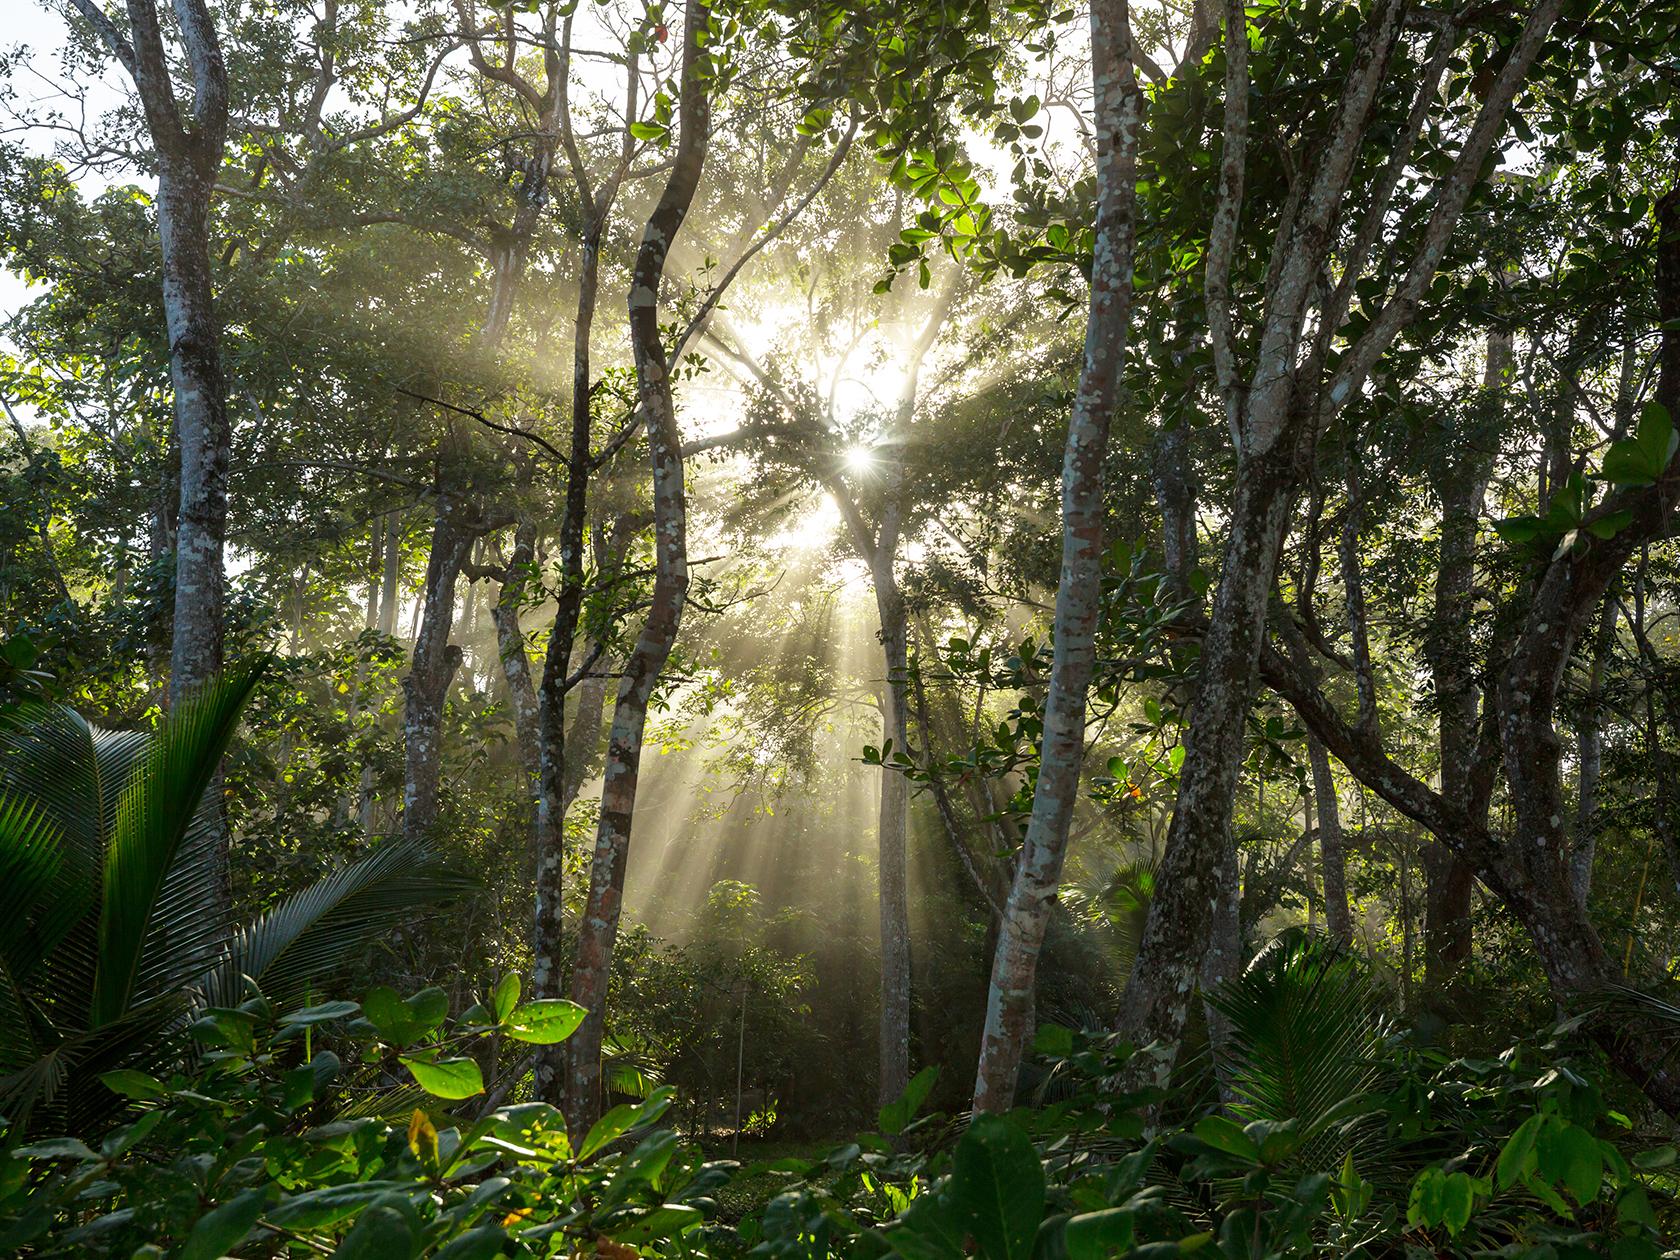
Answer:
971;0;1143;1116
69;0;233;910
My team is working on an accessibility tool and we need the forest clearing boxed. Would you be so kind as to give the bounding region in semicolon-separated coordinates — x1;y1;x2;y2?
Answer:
2;0;1679;1254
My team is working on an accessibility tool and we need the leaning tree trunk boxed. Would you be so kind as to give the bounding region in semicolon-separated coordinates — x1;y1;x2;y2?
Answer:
971;0;1142;1115
563;0;710;1132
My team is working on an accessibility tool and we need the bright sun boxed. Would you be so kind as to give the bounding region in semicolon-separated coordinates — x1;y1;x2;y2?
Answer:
843;445;874;473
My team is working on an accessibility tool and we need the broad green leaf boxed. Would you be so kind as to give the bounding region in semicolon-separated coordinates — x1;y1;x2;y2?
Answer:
330;1204;415;1260
491;973;520;1023
502;998;586;1045
948;1115;1044;1260
279;999;360;1026
179;1188;269;1260
579;1087;674;1160
99;1069;165;1101
401;1055;484;1100
1064;1207;1135;1258
1192;1114;1259;1162
1600;403;1675;485
364;985;449;1047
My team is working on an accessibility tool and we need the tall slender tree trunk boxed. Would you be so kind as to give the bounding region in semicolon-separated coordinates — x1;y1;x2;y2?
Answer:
563;0;709;1131
1306;734;1352;946
1421;330;1505;993
872;525;913;1105
400;514;471;844
1570;597;1617;906
157;156;230;712
70;0;236;912
494;524;542;786
971;0;1142;1115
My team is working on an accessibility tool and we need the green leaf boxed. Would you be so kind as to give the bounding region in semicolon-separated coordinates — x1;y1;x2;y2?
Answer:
610;1203;704;1245
279;999;360;1026
629;120;668;142
1600;402;1675;485
579;1087;674;1160
364;986;450;1047
14;1138;97;1161
329;1204;416;1260
401;1056;484;1100
99;1069;166;1101
1537;1117;1603;1205
491;973;520;1023
179;1188;269;1260
502;998;586;1045
948;1115;1044;1260
1496;1114;1542;1189
433;1226;508;1260
1191;1114;1259;1162
1064;1207;1135;1259
879;1064;940;1136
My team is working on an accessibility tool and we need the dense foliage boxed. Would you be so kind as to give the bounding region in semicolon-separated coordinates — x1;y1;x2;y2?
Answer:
2;0;1679;1251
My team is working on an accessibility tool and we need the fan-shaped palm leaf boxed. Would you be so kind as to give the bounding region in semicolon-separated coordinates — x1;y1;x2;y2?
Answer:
1207;931;1391;1166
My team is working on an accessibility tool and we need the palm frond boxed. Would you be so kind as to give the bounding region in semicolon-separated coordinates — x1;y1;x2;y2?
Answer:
0;795;63;963
204;837;476;1009
92;662;264;1027
1208;931;1391;1164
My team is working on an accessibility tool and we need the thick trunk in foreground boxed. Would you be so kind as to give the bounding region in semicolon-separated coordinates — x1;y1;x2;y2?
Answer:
971;0;1142;1115
563;0;709;1131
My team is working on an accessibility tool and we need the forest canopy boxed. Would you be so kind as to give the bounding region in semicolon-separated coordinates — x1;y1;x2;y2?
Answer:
1;0;1679;1254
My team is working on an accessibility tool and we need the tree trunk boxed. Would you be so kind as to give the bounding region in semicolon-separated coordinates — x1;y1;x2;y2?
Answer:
873;529;913;1105
494;524;541;786
400;513;471;844
1421;332;1502;993
1307;734;1352;946
971;0;1142;1115
1570;597;1617;906
563;0;709;1131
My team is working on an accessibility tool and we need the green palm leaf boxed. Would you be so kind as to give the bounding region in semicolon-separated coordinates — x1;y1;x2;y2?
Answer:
205;837;476;1009
1207;931;1390;1166
91;662;263;1027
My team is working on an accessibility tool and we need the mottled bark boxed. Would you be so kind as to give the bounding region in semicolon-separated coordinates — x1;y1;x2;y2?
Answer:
1117;0;1560;1070
400;514;472;844
563;0;709;1131
494;524;541;786
1420;339;1495;993
1570;597;1617;906
1307;734;1352;947
69;0;233;909
971;0;1142;1115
